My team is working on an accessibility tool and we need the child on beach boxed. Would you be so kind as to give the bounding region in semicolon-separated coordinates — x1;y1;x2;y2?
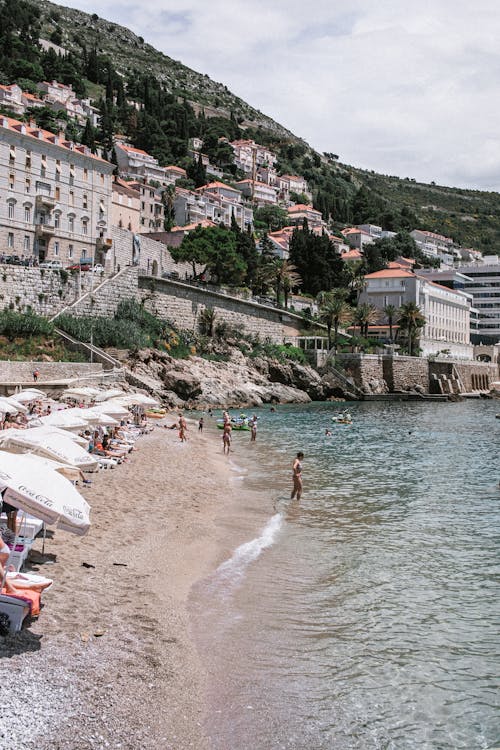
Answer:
198;417;204;432
222;422;231;454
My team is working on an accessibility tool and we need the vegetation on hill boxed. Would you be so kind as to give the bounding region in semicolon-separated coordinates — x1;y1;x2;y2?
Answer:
0;310;85;360
0;0;499;257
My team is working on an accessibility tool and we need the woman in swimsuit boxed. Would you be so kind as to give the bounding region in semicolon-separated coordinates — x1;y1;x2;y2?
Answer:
291;452;304;500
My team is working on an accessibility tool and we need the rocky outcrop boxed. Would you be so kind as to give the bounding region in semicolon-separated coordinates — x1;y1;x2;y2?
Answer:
125;347;346;408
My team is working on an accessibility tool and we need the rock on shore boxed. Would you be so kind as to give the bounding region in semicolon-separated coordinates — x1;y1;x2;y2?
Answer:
126;346;344;408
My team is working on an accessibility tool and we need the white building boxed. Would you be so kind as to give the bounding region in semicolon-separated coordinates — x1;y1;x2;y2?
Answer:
174;186;253;231
457;256;500;342
361;268;473;358
0;115;114;265
236;179;278;205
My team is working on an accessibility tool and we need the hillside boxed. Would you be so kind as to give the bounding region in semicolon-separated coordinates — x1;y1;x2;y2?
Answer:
1;0;499;254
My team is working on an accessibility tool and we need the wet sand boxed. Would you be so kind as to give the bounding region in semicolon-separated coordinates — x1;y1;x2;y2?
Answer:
1;420;235;750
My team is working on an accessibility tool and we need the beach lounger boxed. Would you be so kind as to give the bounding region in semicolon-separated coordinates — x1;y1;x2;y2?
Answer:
0;593;31;632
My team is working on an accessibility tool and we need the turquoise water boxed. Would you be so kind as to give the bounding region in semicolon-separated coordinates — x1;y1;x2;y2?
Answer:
192;401;500;749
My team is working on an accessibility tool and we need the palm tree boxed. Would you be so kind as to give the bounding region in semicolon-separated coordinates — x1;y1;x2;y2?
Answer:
269;258;301;307
353;303;379;338
343;260;366;302
318;289;352;351
383;304;398;342
397;302;426;356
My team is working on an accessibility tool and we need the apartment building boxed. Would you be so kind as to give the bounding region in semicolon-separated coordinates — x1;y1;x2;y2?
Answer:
36;80;99;126
0;84;44;115
361;268;473;358
111;178;141;234
0;116;114;265
129;180;165;231
174;187;253;231
236;179;278;205
457;256;500;342
231;139;277;175
287;203;324;230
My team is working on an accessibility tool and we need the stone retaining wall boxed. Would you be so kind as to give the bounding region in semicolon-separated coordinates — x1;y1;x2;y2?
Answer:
335;353;497;394
138;276;302;342
0;266;94;316
109;226;192;279
0;361;103;383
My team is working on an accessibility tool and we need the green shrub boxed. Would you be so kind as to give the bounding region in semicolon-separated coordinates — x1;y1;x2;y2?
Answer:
0;310;54;341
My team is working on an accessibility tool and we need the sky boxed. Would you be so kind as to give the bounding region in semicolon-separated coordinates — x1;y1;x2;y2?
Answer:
62;0;500;191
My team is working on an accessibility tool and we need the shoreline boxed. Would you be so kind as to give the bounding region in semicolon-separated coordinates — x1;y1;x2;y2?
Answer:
1;418;244;750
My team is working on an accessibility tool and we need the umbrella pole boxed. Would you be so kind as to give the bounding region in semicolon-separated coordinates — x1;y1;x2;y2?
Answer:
42;523;46;555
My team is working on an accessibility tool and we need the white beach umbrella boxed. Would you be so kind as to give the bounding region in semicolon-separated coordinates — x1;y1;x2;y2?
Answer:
94;389;125;402
0;397;22;415
0;451;90;535
14;453;84;483
91;401;129;418
37;411;90;430
4;397;28;413
66;407;118;426
26;426;89;447
0;431;98;471
62;387;100;402
11;389;45;403
110;394;159;407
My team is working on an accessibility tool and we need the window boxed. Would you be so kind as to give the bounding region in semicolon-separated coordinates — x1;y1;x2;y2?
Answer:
68;244;73;259
8;202;15;219
7;233;14;248
83;194;88;209
24;206;30;222
69;191;74;206
40;155;47;178
9;173;14;189
9;145;15;165
55;163;61;182
100;173;104;184
82;219;88;235
25;178;31;193
83;168;88;181
55;187;60;201
54;213;60;229
24;236;30;252
53;241;59;256
68;216;74;232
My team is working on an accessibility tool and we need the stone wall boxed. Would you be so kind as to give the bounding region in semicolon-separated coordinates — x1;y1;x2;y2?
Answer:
0;361;103;383
0;265;94;316
138;277;303;342
388;356;429;392
335;354;387;394
335;353;496;394
108;226;192;279
429;360;497;393
63;266;139;318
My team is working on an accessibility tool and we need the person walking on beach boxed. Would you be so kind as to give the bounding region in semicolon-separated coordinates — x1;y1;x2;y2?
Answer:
198;417;204;432
291;452;304;501
222;422;232;454
178;413;187;442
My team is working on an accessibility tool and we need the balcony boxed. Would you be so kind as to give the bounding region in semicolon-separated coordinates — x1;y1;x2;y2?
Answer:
35;193;55;210
96;237;113;251
35;222;55;237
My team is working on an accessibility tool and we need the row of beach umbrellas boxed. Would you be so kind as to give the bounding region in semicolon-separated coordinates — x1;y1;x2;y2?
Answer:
0;387;159;538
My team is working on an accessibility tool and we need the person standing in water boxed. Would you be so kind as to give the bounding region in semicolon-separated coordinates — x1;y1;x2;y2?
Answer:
222;421;232;454
250;417;257;442
291;452;304;500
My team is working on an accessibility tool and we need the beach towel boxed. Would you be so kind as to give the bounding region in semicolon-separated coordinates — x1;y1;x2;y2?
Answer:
1;587;41;617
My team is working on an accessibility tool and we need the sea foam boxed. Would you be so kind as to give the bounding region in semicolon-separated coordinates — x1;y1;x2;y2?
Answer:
214;513;283;587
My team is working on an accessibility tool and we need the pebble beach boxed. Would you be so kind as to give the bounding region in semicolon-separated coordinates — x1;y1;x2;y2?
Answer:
1;420;228;750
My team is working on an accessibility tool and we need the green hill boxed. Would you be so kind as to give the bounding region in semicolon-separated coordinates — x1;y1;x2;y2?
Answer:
1;0;499;255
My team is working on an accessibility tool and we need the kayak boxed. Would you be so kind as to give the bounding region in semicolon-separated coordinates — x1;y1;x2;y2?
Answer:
146;409;166;418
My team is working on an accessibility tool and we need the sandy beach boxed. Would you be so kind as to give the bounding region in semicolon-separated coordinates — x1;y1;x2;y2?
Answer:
1;419;235;750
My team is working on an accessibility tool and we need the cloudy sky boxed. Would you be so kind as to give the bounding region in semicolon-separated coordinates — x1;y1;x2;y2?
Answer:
64;0;499;191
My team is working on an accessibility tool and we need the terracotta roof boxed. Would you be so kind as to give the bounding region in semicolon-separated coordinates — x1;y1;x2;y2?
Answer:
199;181;241;192
364;269;415;279
287;204;320;213
0;115;110;164
171;219;217;232
118;144;151;156
343;249;363;260
164;165;186;174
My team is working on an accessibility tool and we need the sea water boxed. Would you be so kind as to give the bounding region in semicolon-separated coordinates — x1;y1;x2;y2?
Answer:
191;401;500;750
